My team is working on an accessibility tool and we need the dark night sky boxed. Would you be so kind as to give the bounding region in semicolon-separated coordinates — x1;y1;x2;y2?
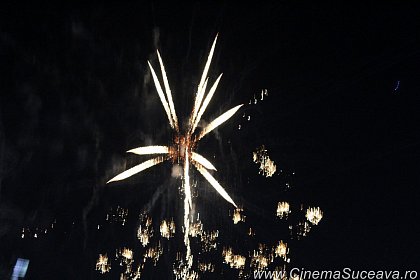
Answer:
1;2;419;279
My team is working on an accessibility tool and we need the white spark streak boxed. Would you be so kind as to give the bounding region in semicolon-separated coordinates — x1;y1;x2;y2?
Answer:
183;146;192;271
157;50;179;131
193;163;237;208
190;35;218;128
192;74;223;133
198;35;218;95
148;61;175;129
107;156;166;183
198;104;243;140
184;147;192;209
190;78;209;131
191;152;216;171
127;146;169;155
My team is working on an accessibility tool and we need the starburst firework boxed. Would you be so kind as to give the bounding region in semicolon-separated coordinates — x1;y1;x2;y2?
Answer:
107;34;240;207
107;34;242;275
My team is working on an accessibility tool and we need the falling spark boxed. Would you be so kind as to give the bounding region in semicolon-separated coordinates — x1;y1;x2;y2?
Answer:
276;202;290;219
96;254;111;274
253;145;277;177
306;207;323;225
260;89;268;100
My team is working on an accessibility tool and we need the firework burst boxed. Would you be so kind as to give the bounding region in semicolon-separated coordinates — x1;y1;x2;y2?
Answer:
107;35;241;207
107;34;242;275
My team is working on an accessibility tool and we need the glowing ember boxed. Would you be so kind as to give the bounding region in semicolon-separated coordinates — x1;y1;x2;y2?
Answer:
276;202;290;219
96;254;111;274
160;218;176;239
253;145;276;177
232;207;246;224
222;247;246;269
306;207;323;225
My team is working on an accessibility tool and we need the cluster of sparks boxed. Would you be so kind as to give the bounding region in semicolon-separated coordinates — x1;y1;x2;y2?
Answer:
199;230;219;252
249;89;268;105
274;241;288;261
21;220;56;239
96;254;111;274
187;214;219;252
160;218;176;239
306;207;323;225
101;242;162;279
253;145;277;177
276;202;290;219
198;262;215;273
93;201;322;278
232;207;246;224
222;247;246;269
137;214;153;247
143;242;163;265
251;243;274;270
116;247;142;280
106;205;129;226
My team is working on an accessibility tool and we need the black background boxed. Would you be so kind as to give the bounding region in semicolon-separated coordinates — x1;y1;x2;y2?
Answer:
1;2;419;279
